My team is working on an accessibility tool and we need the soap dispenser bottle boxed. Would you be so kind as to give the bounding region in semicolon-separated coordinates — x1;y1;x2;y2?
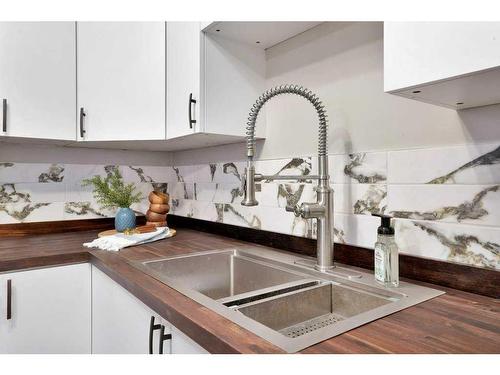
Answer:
372;214;399;287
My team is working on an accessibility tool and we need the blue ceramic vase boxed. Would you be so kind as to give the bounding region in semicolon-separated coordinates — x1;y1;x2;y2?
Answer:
115;207;136;232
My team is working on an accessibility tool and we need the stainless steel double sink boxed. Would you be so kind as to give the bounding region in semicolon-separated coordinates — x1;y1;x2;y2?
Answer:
130;247;444;352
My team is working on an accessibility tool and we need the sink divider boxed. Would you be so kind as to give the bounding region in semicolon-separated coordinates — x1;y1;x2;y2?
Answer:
218;279;324;309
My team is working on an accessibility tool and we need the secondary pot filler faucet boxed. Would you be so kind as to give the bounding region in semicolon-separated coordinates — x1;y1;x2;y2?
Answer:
242;84;334;272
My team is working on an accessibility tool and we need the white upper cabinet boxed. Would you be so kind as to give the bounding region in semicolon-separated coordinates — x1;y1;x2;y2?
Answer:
0;22;76;140
200;33;266;138
77;22;166;141
384;22;500;109
0;21;267;149
166;22;266;141
166;22;201;139
161;22;266;150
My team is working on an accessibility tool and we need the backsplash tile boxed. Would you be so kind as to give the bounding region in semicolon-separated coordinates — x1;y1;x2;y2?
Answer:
1;182;65;204
64;201;110;220
0;163;66;184
64;164;118;183
333;213;380;249
388;143;500;184
269;183;316;209
333;184;387;215
395;219;500;270
329;152;387;184
0;202;64;223
1;142;499;271
255;157;315;181
0;162;170;223
388;184;500;226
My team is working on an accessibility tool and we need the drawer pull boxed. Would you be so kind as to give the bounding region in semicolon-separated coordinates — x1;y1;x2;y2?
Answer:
188;93;196;129
159;324;172;354
149;316;161;354
2;99;6;133
7;279;12;320
79;107;86;138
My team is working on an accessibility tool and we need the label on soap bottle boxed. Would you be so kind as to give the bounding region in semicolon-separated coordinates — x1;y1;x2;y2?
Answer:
374;245;385;283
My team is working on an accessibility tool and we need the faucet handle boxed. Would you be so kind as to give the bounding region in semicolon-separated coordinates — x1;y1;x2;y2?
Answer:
285;203;302;217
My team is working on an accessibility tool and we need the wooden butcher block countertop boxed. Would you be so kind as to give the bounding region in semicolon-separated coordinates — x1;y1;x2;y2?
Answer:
0;229;499;354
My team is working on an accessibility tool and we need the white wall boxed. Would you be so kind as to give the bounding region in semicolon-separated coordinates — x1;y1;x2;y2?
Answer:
173;22;500;165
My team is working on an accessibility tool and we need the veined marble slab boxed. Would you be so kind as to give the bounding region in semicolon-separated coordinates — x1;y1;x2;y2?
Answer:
1;145;499;271
64;201;113;220
395;218;500;270
64;164;122;183
388;143;500;184
0;163;65;184
333;184;387;215
0;202;64;223
121;165;173;184
1;182;65;204
388;184;500;226
329;152;387;184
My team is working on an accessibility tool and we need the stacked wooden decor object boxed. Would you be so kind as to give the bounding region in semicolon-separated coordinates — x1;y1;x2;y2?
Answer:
146;191;170;227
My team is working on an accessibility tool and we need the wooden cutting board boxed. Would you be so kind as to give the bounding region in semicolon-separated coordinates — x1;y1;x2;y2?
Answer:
98;226;177;238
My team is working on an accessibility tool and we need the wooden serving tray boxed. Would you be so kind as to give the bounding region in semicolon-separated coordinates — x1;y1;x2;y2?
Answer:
98;226;176;238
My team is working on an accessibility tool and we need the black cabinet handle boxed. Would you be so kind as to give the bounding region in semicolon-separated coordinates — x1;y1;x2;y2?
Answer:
6;279;12;320
2;99;6;133
79;107;86;138
158;325;172;354
149;316;161;354
188;93;196;129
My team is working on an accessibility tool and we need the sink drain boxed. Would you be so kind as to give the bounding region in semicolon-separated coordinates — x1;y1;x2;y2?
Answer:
280;313;344;338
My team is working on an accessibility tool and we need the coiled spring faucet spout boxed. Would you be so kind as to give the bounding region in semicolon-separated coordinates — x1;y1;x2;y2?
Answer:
241;84;334;272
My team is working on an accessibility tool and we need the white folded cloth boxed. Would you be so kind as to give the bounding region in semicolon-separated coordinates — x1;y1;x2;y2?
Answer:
83;227;170;251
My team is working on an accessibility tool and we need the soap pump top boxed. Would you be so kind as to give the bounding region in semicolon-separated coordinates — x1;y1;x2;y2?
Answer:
372;213;394;235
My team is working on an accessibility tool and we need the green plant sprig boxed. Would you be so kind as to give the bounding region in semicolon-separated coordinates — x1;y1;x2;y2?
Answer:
82;168;143;209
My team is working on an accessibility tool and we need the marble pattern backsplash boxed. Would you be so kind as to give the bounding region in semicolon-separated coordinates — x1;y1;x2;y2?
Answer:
1;143;499;271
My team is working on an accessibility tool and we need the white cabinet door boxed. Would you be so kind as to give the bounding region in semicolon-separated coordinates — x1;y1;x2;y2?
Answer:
171;326;208;354
77;22;166;141
91;265;170;354
384;22;500;92
92;265;209;354
384;22;500;109
0;264;91;354
166;22;201;139
201;33;266;137
166;23;266;140
0;22;76;140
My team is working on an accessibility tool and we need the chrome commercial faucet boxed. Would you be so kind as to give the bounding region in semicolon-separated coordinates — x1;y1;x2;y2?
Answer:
241;85;334;272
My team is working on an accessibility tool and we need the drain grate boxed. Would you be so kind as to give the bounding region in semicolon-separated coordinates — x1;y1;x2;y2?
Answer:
280;313;344;338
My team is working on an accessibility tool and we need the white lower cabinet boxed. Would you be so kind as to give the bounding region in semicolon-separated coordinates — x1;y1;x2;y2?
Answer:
0;263;206;354
91;265;168;354
91;265;208;354
0;263;91;354
171;326;207;354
